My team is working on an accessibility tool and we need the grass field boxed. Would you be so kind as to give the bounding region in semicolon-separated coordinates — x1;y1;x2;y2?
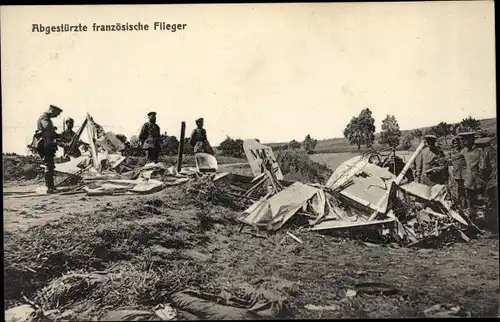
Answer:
309;151;413;172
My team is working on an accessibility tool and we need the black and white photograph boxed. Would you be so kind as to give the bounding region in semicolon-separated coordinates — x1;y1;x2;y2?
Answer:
2;2;498;320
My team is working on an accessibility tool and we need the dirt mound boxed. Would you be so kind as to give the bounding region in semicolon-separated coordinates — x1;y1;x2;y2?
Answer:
276;150;331;183
2;154;44;181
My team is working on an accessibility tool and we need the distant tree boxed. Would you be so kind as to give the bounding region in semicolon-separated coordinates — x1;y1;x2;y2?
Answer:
434;122;452;145
400;136;412;150
161;135;179;155
116;134;128;144
343;108;376;150
380;115;401;149
460;116;481;132
302;134;318;154
288;140;302;150
219;136;244;158
411;129;423;141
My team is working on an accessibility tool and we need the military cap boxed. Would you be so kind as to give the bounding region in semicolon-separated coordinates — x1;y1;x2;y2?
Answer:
458;131;476;137
196;118;204;124
147;112;156;117
65;117;74;123
49;104;63;113
424;134;437;139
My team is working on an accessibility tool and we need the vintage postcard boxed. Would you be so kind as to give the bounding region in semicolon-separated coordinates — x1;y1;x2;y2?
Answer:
2;2;497;320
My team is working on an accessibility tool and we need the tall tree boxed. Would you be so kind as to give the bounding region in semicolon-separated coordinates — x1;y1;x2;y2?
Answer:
434;122;452;144
379;115;401;149
460;116;481;132
303;134;318;154
343;108;376;150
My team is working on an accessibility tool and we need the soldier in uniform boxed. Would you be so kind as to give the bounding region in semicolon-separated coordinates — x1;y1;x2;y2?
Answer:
414;134;447;186
60;117;86;158
190;118;213;154
447;136;466;208
139;112;161;163
477;136;497;223
36;105;63;193
459;132;486;216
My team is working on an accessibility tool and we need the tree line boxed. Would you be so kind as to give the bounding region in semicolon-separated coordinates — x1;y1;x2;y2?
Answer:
343;108;485;151
113;112;484;158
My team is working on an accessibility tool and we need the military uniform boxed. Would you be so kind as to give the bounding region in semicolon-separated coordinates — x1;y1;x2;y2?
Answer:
460;132;485;215
36;105;63;192
415;136;447;186
478;137;497;221
139;112;161;163
447;139;466;208
60;127;82;158
190;118;213;154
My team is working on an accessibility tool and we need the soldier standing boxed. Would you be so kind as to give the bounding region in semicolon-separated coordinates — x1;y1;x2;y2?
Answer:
414;134;447;186
36;105;63;193
190;118;213;154
139;112;161;163
459;132;485;216
447;136;466;208
477;136;497;222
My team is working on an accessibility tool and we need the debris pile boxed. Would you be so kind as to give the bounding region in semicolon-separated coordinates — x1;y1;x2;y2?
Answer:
234;140;484;248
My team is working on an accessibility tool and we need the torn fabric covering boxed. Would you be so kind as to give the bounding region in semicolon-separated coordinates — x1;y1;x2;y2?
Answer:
195;152;218;172
335;163;397;213
53;152;125;175
96;131;126;153
239;182;337;231
86;114;102;173
399;181;448;201
325;154;370;190
84;179;164;195
170;286;284;320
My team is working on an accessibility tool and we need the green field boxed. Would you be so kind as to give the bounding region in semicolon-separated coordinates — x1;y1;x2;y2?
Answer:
309;151;413;172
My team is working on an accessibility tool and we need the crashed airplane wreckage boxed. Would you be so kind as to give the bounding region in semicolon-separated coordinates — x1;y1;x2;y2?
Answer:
231;140;481;247
19;114;220;197
19;118;480;246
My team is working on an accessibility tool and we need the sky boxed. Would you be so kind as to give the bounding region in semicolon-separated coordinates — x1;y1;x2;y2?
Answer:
1;2;496;155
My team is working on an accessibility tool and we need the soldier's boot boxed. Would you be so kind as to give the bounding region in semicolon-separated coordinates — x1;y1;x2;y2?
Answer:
44;172;56;193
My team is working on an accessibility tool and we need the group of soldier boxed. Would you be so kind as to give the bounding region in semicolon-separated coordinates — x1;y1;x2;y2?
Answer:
138;111;213;163
33;106;212;193
414;132;497;218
